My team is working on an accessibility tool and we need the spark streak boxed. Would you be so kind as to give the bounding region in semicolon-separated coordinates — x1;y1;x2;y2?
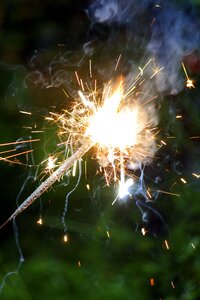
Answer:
0;150;34;161
182;62;195;88
0;139;40;147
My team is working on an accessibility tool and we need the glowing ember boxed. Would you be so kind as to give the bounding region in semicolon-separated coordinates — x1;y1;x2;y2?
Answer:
46;156;57;171
63;234;68;243
77;261;81;267
106;230;110;238
150;278;155;286
180;177;187;184
141;227;147;236
37;218;43;225
118;178;134;199
186;79;195;89
164;240;170;250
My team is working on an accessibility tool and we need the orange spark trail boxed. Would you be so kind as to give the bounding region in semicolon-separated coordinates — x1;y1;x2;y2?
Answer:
0;139;40;147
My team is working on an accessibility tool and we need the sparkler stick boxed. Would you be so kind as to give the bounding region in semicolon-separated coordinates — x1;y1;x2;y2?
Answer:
0;141;93;230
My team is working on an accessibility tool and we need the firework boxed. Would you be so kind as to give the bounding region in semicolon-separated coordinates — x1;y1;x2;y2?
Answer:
0;63;159;229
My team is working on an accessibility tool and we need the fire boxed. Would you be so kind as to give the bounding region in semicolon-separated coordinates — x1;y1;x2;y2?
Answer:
76;79;157;199
75;80;157;171
86;86;139;149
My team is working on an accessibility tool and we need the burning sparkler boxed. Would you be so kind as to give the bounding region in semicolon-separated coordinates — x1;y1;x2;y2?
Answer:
182;62;195;89
0;62;159;230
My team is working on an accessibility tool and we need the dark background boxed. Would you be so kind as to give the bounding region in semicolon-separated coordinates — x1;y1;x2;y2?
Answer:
0;1;200;299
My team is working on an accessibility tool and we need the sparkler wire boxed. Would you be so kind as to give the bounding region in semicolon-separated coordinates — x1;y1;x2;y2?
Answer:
0;141;93;230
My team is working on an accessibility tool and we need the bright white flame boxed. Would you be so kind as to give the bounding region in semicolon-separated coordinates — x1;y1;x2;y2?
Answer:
118;178;134;199
85;88;139;150
46;156;57;170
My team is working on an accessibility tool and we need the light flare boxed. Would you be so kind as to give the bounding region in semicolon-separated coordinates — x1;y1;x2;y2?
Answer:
118;178;134;199
79;81;157;201
86;103;139;149
46;156;57;171
63;234;68;243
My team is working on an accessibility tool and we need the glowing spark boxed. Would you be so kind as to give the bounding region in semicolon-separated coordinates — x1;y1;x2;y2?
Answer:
63;234;68;243
156;190;180;197
141;228;147;236
106;230;110;238
89;59;92;78
192;173;200;179
150;66;164;79
150;278;155;286
0;149;16;155
0;139;40;147
180;177;187;184
118;178;134;199
72;160;77;177
137;59;152;78
80;78;85;91
62;88;69;98
37;218;43;225
190;136;200;139
151;18;156;25
171;281;175;289
191;243;196;249
19;110;32;115
45;117;54;121
164;240;170;250
161;140;166;146
186;79;195;89
182;62;195;88
46;156;57;171
75;71;80;85
176;115;182;119
78;90;94;109
84;161;87;180
139;67;143;76
77;261;81;267
22;126;32;130
94;79;97;94
0;150;33;161
31;130;44;133
115;54;121;71
86;184;90;190
147;189;152;199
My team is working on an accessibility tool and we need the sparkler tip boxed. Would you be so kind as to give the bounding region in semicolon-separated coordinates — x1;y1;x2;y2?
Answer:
37;218;43;225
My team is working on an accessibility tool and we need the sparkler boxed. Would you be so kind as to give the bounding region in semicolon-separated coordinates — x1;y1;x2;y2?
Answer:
182;62;195;89
0;63;159;230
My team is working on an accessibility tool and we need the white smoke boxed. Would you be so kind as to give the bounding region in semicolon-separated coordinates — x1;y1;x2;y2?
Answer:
87;0;200;93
